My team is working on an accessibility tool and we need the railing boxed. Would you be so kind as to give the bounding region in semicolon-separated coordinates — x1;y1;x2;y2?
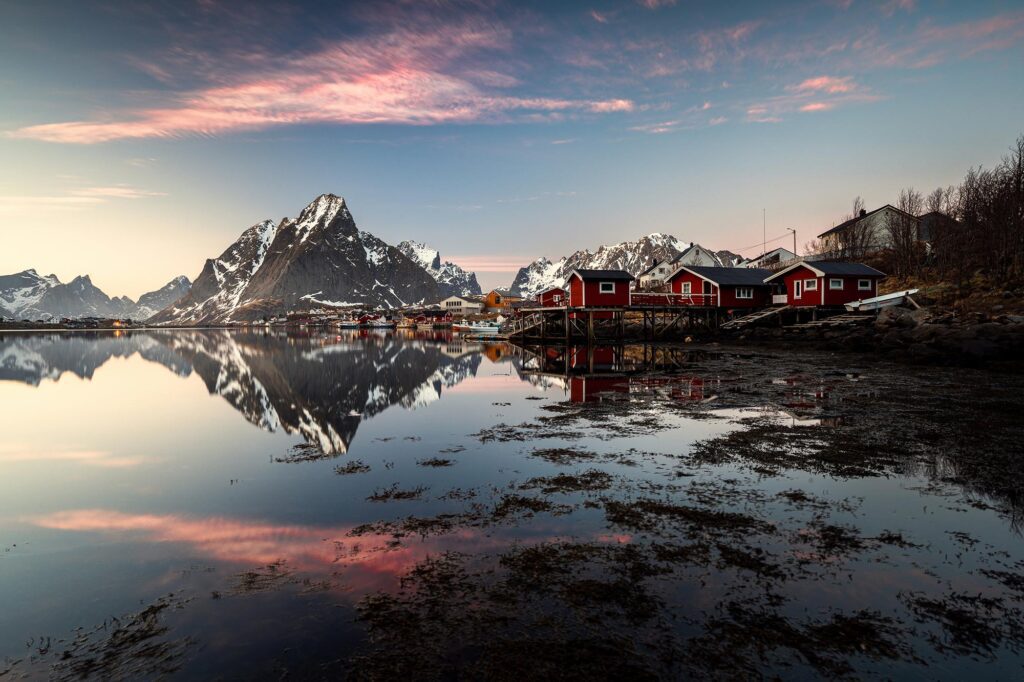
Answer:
772;294;788;305
630;292;715;307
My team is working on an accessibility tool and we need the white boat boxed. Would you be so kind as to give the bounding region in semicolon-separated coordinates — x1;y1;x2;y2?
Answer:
363;318;395;328
332;320;360;329
845;288;920;312
455;321;501;335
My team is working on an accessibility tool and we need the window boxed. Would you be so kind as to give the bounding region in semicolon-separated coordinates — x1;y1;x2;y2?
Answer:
599;281;615;294
804;279;818;291
553;294;562;302
858;279;872;291
658;267;665;274
736;287;753;299
493;295;502;304
682;282;691;294
829;278;844;290
794;280;803;298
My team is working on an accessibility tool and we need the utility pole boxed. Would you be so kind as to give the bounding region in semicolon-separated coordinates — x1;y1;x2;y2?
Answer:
787;228;797;256
762;208;766;258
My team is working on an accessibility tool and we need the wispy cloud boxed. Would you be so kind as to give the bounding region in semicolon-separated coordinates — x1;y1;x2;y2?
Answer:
8;20;633;144
746;75;877;122
0;185;165;212
786;75;856;94
636;0;677;8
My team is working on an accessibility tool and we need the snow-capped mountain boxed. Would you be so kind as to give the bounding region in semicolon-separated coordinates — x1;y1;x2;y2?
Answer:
132;275;192;320
397;240;481;297
151;194;438;325
0;269;191;321
509;233;690;298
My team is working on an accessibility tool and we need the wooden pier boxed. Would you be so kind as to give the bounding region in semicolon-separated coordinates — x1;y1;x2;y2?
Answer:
501;305;725;342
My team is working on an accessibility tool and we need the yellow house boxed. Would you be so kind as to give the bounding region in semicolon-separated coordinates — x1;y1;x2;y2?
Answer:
484;288;523;312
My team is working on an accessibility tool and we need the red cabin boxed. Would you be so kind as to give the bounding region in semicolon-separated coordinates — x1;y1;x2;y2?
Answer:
565;269;633;319
765;262;884;307
665;266;773;308
536;286;566;307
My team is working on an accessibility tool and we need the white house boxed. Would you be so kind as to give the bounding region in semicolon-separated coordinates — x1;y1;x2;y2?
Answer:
638;243;726;289
817;205;921;255
741;247;797;270
439;295;484;316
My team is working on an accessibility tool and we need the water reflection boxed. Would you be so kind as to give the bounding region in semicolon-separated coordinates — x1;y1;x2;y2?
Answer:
1;330;494;455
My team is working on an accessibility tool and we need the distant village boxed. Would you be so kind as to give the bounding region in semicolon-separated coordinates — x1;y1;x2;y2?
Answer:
232;200;932;336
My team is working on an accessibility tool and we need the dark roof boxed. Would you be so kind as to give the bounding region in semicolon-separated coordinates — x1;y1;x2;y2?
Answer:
677;266;772;286
817;204;918;239
808;262;885;276
570;269;635;281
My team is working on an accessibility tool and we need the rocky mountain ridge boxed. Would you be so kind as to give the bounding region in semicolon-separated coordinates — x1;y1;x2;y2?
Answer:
0;269;190;321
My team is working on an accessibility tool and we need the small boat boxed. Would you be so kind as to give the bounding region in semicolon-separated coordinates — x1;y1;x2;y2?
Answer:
845;288;920;312
333;319;360;329
455;320;501;335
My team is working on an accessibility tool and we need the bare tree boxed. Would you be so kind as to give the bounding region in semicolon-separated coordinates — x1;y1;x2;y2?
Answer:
885;188;923;278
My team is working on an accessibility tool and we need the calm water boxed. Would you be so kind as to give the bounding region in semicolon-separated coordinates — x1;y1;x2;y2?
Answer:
1;330;1023;679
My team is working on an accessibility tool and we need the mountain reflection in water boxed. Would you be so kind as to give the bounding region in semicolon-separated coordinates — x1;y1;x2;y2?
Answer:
0;330;495;454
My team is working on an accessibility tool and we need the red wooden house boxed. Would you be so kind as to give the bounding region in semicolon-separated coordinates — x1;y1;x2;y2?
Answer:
536;286;566;307
565;269;633;318
664;266;773;308
765;262;884;307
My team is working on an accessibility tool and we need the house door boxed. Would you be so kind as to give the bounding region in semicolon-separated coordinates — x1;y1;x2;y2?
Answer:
702;281;712;303
794;280;802;299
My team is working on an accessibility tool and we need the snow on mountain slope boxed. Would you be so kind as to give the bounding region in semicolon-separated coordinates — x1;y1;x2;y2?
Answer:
397;240;481;297
509;233;688;298
0;269;191;321
151;194;439;325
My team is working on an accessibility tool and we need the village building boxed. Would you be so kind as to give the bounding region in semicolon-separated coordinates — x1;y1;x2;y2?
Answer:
665;266;773;308
535;286;566;307
484;288;523;313
439;295;485;316
816;205;921;255
638;243;726;289
565;269;633;319
765;262;885;307
739;247;797;270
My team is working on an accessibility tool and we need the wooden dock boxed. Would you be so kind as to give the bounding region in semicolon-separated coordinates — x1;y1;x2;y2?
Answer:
500;305;723;342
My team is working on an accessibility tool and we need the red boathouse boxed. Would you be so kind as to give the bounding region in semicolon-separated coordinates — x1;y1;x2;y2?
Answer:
536;286;566;307
665;266;773;308
765;262;885;307
565;269;634;318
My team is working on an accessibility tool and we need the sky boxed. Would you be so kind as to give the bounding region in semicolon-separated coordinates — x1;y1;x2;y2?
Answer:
1;0;1023;297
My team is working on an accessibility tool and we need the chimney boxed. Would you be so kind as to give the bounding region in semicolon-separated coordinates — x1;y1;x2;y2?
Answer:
859;209;867;217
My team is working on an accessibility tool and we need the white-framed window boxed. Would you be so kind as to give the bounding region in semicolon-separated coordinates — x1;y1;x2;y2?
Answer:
736;287;753;299
658;267;665;274
829;278;844;290
553;294;562;303
794;280;803;298
804;278;818;291
493;295;502;304
682;282;691;294
858;279;872;291
599;281;615;294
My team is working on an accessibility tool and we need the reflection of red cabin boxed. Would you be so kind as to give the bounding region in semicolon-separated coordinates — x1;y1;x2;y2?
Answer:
569;376;629;402
566;269;633;319
765;262;884;307
665;266;772;308
536;287;566;307
568;346;616;371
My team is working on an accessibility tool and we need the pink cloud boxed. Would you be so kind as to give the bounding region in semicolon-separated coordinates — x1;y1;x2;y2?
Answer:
589;9;610;24
787;75;856;94
7;22;633;144
589;98;635;112
799;102;834;112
